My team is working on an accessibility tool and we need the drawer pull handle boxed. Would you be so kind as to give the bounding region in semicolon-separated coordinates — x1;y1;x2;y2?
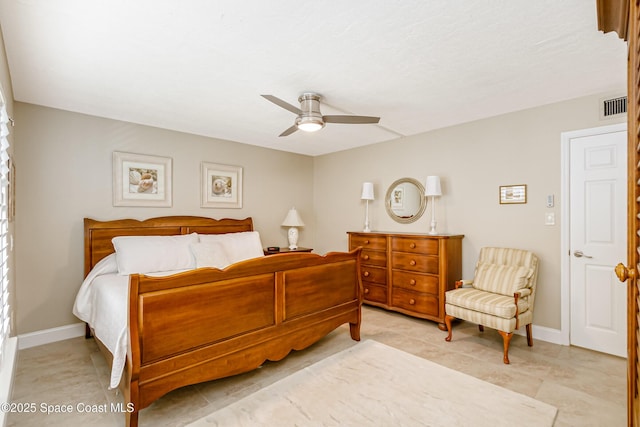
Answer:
363;255;370;260
409;298;416;305
409;279;416;285
364;288;370;294
410;260;416;266
363;271;370;277
364;240;370;245
410;243;416;249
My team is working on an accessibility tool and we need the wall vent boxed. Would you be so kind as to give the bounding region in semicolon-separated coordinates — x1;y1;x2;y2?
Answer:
600;95;627;120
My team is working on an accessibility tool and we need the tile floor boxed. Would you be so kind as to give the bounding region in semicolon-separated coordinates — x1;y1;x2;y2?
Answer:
7;306;627;426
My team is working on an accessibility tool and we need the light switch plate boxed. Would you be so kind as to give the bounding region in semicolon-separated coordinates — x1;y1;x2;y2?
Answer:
545;212;555;225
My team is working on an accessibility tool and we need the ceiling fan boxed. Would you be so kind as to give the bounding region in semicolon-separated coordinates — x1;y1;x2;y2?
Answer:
261;93;380;137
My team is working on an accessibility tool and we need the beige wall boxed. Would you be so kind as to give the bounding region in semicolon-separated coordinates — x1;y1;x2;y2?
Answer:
11;92;626;336
312;93;625;330
13;102;314;334
0;29;12;109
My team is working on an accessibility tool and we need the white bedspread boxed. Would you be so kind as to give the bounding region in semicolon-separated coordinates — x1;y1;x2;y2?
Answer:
72;254;186;389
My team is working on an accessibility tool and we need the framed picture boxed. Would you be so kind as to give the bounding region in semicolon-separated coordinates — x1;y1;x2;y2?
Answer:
499;184;527;204
201;162;243;208
391;187;404;209
113;152;172;207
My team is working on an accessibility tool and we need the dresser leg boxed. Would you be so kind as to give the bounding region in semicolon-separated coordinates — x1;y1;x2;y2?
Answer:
437;322;447;331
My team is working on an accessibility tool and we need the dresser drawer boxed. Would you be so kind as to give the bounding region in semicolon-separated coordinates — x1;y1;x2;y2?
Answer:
350;235;387;251
392;270;438;294
348;230;463;325
391;237;438;255
391;252;439;274
363;283;387;304
360;249;387;267
391;288;438;316
360;265;387;285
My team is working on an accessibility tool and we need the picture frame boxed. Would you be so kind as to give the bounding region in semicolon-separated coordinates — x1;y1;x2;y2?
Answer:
499;184;527;204
391;187;404;209
113;151;172;207
201;162;243;208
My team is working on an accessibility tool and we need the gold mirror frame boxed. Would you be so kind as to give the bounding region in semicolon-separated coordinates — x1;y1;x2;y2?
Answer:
385;178;427;224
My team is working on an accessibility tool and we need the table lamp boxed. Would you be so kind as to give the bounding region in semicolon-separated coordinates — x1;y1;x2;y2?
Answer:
425;176;442;235
361;182;374;232
281;207;305;249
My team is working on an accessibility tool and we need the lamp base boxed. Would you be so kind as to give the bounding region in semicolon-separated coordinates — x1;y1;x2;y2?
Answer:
363;200;372;232
287;227;299;250
428;220;438;235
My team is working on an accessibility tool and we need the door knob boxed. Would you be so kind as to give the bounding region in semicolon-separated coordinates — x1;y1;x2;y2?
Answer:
615;263;636;282
574;250;593;259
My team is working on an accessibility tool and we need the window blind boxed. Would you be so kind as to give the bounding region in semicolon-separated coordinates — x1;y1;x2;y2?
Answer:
0;92;11;367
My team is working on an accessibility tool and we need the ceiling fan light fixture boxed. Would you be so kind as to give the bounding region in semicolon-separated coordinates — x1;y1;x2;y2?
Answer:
296;116;324;132
262;93;380;137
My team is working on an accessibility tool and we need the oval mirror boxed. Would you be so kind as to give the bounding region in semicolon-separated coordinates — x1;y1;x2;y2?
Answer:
385;178;427;224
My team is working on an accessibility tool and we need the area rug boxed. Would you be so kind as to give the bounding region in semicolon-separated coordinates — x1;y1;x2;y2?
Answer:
187;340;557;427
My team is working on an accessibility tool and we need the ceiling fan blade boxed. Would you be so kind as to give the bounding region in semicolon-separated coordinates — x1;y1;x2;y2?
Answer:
261;95;302;115
279;124;298;137
323;115;380;124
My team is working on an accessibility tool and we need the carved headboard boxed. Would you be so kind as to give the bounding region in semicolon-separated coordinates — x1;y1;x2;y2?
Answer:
83;216;254;276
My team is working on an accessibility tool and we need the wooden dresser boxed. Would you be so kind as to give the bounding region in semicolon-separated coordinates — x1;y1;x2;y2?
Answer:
347;231;463;329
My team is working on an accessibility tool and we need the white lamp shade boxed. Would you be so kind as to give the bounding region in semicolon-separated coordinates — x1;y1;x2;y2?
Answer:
424;176;442;197
361;182;375;200
281;207;305;227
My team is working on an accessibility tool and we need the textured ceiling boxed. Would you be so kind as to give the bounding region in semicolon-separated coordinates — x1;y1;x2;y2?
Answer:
0;0;628;156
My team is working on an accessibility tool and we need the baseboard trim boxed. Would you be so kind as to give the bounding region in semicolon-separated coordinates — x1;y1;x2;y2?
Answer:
17;323;85;350
514;324;564;345
0;336;17;427
16;321;564;349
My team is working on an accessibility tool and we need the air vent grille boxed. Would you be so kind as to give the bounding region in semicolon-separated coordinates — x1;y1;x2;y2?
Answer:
601;96;627;119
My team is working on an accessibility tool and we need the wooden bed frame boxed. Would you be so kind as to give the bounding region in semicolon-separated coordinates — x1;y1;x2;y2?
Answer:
83;216;363;427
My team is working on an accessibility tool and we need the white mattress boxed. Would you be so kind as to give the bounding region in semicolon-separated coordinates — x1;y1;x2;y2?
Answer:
72;254;186;388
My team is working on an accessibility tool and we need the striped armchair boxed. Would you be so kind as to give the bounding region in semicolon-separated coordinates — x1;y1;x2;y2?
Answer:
444;247;539;364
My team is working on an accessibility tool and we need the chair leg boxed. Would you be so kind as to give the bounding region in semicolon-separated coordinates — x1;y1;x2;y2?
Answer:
444;315;455;342
478;325;484;332
526;323;533;347
498;331;513;364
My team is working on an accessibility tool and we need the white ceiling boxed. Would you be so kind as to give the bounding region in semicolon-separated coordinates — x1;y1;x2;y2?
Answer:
0;1;628;156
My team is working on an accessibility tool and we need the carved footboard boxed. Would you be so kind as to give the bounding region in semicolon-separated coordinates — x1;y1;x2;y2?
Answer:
125;250;362;427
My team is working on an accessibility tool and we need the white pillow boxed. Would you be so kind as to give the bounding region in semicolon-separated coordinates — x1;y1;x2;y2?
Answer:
112;233;198;275
198;231;264;264
189;242;230;269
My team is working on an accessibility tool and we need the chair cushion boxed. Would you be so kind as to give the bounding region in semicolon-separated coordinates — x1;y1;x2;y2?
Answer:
478;247;537;269
472;263;533;296
445;288;529;319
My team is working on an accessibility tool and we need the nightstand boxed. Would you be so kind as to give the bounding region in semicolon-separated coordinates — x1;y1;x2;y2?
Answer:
264;247;313;255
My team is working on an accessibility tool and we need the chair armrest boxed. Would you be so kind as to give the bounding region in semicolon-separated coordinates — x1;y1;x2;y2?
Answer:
514;288;532;298
454;279;473;289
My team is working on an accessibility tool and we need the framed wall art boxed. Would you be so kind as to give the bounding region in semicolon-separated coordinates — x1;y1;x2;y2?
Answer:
201;162;243;208
499;184;527;204
391;187;404;209
113;151;172;207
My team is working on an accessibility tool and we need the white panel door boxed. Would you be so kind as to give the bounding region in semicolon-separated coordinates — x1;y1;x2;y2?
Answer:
570;127;627;357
